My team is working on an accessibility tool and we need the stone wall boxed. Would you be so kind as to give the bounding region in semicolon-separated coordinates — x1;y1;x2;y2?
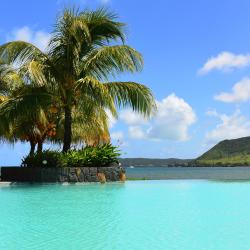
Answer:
0;166;125;183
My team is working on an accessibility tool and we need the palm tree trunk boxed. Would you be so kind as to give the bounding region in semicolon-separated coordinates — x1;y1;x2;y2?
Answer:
37;141;43;153
63;105;72;152
29;141;36;156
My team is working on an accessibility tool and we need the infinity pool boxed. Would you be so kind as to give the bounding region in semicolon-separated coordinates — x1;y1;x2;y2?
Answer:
1;180;250;250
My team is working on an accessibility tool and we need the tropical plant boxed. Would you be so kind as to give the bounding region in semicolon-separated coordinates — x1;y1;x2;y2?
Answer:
50;101;111;147
0;60;111;154
21;150;62;168
61;143;121;167
0;8;156;152
21;144;121;168
0;60;57;154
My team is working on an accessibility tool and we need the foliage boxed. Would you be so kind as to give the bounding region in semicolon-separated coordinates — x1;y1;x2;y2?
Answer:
195;154;250;166
22;150;62;168
21;144;121;168
195;136;250;166
0;8;156;153
120;158;191;167
198;137;250;160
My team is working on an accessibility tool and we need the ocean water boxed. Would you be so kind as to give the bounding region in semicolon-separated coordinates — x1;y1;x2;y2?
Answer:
125;166;250;179
1;180;250;250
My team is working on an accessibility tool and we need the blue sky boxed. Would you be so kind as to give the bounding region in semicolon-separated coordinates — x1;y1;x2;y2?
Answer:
1;0;250;164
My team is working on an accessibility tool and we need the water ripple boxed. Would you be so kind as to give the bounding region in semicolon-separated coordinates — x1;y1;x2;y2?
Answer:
1;181;250;249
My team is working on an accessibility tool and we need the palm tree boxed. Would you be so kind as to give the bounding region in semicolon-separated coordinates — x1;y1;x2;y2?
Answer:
0;8;156;152
0;59;113;153
0;62;53;154
0;61;111;154
52;104;111;147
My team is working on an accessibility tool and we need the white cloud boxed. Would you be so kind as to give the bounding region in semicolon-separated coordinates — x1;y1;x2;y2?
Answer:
147;94;197;141
106;110;117;128
199;51;250;74
205;109;250;144
120;109;148;125
128;126;145;139
127;94;197;141
7;26;50;51
110;131;124;141
215;77;250;103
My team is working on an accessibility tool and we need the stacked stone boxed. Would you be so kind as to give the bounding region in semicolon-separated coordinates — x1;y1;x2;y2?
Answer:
1;165;125;183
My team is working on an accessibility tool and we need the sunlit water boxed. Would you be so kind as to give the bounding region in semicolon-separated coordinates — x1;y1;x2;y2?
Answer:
1;180;250;250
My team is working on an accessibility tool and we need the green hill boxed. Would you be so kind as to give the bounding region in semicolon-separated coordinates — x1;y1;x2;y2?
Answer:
120;137;250;167
196;137;250;166
120;158;191;167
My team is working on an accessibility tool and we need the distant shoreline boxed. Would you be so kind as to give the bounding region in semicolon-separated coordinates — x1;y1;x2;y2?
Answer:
120;158;250;168
123;164;250;167
125;166;250;180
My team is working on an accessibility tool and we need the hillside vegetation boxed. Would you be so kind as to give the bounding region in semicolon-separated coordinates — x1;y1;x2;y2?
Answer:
120;158;191;167
196;137;250;166
120;137;250;167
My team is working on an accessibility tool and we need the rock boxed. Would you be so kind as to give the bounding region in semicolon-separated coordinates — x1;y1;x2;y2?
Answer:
1;166;125;183
119;172;126;182
97;173;106;184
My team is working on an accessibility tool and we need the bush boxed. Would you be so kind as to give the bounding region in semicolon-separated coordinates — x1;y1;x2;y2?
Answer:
21;144;121;168
62;144;121;167
21;150;61;168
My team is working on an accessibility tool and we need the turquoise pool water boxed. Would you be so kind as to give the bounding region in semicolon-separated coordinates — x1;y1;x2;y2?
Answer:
1;180;250;250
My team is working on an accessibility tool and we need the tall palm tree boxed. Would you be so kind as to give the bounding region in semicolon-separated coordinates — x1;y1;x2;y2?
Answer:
50;104;111;147
0;8;156;152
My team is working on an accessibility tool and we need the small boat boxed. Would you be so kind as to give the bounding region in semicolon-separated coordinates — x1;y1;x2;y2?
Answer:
129;166;135;169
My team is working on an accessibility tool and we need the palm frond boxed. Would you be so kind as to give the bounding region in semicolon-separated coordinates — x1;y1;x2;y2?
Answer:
82;45;143;80
0;86;54;122
105;81;156;117
48;8;91;79
80;8;125;45
75;76;117;117
0;41;46;65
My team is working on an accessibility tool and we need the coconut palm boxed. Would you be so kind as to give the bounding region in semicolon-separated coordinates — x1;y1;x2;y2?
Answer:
0;61;23;146
0;62;53;154
0;62;111;154
0;60;112;152
52;102;111;147
0;8;156;152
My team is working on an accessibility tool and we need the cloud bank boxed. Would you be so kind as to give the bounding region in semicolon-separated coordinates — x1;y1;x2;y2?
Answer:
120;94;197;141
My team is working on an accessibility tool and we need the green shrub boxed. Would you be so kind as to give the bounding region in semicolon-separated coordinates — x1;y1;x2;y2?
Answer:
21;144;121;168
62;144;121;167
22;150;61;168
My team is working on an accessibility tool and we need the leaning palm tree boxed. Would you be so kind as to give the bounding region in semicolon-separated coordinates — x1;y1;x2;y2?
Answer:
0;8;156;152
